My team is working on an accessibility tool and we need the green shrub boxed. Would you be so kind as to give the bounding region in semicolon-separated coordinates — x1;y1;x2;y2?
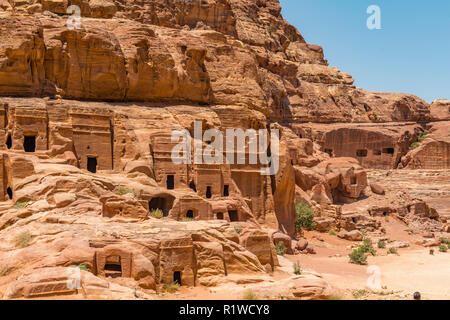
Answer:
439;245;448;253
293;261;302;275
439;238;450;246
275;241;286;256
149;208;163;219
243;290;259;300
377;240;386;249
295;203;316;232
349;247;367;265
234;226;242;234
352;289;369;299
328;229;337;236
165;281;180;293
78;264;90;271
117;186;134;196
410;130;429;150
387;247;398;255
14;231;33;248
418;130;429;142
360;238;376;256
14;201;29;210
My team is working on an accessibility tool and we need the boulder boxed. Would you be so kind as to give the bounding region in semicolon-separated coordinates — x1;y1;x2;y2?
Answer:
290;275;332;300
272;232;293;254
370;183;385;195
303;246;316;255
53;192;77;208
337;230;363;241
296;238;308;251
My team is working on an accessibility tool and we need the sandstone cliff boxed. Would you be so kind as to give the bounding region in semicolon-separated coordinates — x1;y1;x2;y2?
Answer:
0;0;447;299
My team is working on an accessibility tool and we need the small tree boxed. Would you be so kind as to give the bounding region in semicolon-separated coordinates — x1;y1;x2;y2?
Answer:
377;240;386;249
295;203;316;233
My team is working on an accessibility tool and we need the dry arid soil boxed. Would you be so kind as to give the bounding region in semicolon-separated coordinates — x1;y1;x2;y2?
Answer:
0;0;448;300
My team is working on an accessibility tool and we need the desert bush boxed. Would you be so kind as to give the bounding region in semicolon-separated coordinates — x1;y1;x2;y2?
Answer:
387;247;398;255
377;240;386;249
243;290;259;300
165;281;180;293
14;201;29;209
117;186;134;196
14;231;33;248
149;208;163;219
352;289;369;299
234;226;242;234
78;264;90;271
275;241;286;256
180;217;194;222
410;130;429;150
349;247;367;265
293;261;302;275
328;229;337;236
439;238;450;246
295;203;316;232
360;238;376;256
439;245;448;253
418;130;429;142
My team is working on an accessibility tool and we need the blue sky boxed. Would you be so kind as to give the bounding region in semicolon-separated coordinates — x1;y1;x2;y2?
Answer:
280;0;450;102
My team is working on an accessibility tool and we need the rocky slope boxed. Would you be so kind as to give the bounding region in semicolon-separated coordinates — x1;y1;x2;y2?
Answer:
0;0;448;299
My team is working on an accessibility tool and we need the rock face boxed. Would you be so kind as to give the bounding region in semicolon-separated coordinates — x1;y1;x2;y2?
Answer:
294;122;422;169
0;0;447;300
430;100;450;121
401;122;450;169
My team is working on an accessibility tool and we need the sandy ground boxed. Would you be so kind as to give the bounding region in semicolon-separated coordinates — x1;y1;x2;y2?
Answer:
159;216;450;300
18;213;450;300
288;239;450;300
